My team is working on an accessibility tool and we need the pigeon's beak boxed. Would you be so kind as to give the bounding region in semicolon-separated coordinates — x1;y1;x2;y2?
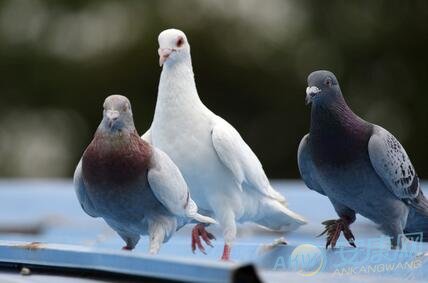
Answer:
305;86;321;105
106;110;120;127
158;48;172;67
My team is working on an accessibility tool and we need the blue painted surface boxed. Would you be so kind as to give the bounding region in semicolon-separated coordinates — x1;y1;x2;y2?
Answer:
0;180;427;282
0;241;235;283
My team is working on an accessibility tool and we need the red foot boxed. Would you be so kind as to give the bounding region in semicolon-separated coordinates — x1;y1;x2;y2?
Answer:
221;244;231;261
191;224;216;254
122;245;133;251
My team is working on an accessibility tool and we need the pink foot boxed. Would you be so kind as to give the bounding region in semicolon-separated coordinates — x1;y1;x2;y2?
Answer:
191;224;216;254
221;244;231;261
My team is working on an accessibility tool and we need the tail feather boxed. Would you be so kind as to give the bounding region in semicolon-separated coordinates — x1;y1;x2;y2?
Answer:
404;206;428;242
267;186;288;205
255;200;307;232
185;198;217;225
277;204;308;226
192;213;217;225
408;189;428;217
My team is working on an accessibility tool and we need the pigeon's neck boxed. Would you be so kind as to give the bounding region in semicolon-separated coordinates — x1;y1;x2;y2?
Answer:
310;96;366;136
82;130;152;185
156;59;204;113
309;96;372;165
91;129;142;152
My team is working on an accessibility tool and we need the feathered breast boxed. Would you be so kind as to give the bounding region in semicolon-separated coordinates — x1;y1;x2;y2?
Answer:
82;131;152;187
310;103;373;167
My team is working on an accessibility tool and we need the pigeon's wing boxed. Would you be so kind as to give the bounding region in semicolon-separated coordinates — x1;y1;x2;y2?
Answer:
211;117;286;203
297;134;326;196
73;160;99;218
368;125;420;200
147;148;189;216
141;128;151;143
147;148;216;224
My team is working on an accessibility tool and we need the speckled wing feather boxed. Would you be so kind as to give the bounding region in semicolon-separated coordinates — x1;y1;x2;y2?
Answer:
368;125;419;200
73;159;99;218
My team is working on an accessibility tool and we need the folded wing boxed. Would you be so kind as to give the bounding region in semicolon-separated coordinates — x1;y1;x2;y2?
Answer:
368;125;419;200
147;148;216;224
73;160;99;218
211;117;286;203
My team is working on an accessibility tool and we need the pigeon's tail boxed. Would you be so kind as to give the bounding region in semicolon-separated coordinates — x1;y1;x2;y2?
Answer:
185;199;217;225
267;185;288;205
404;209;428;242
408;189;428;218
255;199;307;232
192;213;217;225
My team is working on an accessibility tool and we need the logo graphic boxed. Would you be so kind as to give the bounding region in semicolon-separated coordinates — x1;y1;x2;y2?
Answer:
289;244;326;276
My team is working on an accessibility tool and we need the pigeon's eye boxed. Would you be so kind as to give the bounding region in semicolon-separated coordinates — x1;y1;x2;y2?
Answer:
325;78;333;87
176;36;184;48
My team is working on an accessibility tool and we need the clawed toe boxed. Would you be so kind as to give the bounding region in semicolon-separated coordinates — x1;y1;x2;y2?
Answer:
191;224;215;254
318;219;356;249
342;225;356;247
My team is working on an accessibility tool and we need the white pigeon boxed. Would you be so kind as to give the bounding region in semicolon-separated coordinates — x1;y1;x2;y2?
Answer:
142;29;307;260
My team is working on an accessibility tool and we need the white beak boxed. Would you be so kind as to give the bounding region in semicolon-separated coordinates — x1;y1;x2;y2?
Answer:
306;86;321;96
106;110;120;121
158;48;172;67
305;86;321;105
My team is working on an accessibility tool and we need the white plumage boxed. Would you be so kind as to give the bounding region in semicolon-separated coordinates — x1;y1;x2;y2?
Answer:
143;29;306;260
148;148;216;224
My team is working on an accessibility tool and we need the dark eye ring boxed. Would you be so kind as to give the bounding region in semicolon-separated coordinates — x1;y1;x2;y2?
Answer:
325;78;332;86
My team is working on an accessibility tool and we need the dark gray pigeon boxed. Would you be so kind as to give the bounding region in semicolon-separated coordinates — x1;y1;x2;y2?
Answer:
298;70;428;249
74;95;215;254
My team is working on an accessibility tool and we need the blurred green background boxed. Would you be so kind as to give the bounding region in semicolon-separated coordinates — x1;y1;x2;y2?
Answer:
0;0;427;178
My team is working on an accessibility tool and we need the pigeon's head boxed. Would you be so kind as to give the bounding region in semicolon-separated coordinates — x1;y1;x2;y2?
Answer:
158;29;190;67
306;70;342;105
101;95;135;132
